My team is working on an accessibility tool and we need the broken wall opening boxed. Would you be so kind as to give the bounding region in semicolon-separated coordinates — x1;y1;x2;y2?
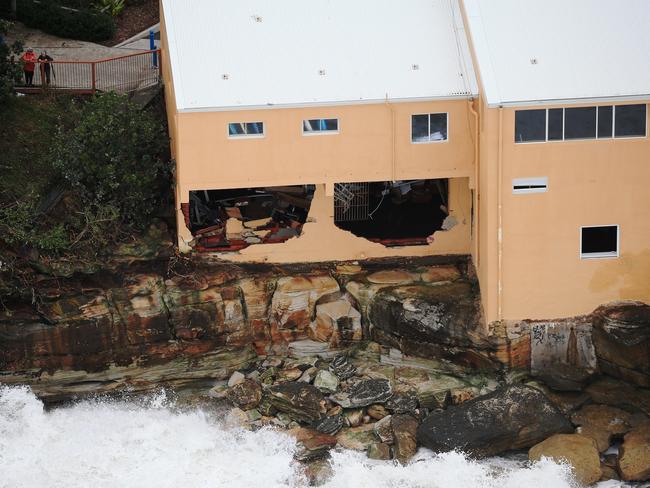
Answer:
183;185;315;251
334;179;451;246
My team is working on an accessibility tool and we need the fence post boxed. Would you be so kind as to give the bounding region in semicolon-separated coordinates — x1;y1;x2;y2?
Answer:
39;62;46;93
91;61;96;93
150;30;158;68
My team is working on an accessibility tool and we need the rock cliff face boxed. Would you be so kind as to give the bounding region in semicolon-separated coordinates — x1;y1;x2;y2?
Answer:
1;256;496;400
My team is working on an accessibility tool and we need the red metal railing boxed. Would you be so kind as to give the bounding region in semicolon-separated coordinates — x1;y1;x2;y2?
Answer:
19;49;161;94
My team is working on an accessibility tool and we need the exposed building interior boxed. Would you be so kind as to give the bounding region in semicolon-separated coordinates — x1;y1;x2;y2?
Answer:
333;179;452;246
183;185;315;251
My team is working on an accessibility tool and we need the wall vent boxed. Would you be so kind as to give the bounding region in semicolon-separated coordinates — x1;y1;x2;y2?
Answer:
512;177;548;194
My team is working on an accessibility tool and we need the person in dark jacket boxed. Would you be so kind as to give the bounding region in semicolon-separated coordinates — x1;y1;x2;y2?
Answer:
38;51;54;85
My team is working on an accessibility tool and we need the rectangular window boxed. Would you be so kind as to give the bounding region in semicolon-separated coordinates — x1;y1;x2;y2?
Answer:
564;107;596;140
515;109;546;143
411;113;448;143
512;177;548;194
580;225;619;259
303;118;339;134
516;104;646;143
547;109;563;141
597;106;613;139
228;122;264;138
614;104;646;137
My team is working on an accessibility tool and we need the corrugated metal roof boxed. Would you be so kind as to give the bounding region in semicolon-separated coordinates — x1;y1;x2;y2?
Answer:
463;0;650;107
162;0;478;112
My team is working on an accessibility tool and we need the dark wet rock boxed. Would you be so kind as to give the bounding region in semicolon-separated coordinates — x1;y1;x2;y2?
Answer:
331;379;392;408
387;392;419;414
416;385;573;457
585;378;650;416
313;414;344;436
533;362;595;392
329;355;357;380
269;382;327;423
226;379;262;410
367;442;391;460
289;427;337;462
592;302;650;387
529;434;602;486
368;283;492;369
391;414;419;465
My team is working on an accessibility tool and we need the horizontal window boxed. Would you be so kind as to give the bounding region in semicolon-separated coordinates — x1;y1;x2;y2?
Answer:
581;225;619;259
411;113;448;143
228;122;264;137
303;118;338;134
515;104;646;143
512;177;548;194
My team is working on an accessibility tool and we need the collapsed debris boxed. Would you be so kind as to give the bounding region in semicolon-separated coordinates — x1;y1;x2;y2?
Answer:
182;185;315;251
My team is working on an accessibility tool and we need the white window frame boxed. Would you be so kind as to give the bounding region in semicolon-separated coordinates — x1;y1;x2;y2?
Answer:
227;121;265;139
580;224;620;260
514;104;647;144
302;118;340;136
411;112;449;144
512;177;548;194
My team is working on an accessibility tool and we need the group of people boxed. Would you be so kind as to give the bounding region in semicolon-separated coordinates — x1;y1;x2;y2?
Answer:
20;47;55;86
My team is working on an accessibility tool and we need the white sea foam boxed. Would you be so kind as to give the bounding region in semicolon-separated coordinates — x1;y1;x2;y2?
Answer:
0;386;628;488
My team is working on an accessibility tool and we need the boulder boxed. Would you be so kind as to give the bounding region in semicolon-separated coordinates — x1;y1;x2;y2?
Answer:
313;370;339;394
289;427;337;462
618;424;650;481
268;382;327;423
529;434;602;486
227;371;246;387
571;404;632;452
367;442;392;460
277;367;303;382
416;385;572;457
310;299;362;347
313;414;344;435
329;355;357;380
336;424;378;451
331;379;393;408
367;404;389;420
343;409;364;428
374;415;394;443
592;302;650;387
226;379;262;410
387;392;419;414
391;414;419;465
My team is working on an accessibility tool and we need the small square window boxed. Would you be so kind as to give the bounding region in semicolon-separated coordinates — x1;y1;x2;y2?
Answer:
580;225;619;259
303;118;339;134
228;122;264;137
411;113;448;143
564;107;596;140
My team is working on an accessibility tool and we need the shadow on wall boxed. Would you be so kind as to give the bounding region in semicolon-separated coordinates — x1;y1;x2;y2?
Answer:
589;249;650;302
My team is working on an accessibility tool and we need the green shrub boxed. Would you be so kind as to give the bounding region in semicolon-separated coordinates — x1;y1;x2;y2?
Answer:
9;0;115;42
52;92;170;233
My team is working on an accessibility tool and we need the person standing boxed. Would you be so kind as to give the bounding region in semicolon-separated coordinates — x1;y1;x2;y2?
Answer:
21;47;37;86
38;50;54;85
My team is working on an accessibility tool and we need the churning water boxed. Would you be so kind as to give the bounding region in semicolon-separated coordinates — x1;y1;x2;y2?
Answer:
0;385;626;488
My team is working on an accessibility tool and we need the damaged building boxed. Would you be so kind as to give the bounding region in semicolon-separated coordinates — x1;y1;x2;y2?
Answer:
160;0;650;328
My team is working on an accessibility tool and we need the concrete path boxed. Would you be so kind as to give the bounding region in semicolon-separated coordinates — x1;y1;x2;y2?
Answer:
5;22;148;61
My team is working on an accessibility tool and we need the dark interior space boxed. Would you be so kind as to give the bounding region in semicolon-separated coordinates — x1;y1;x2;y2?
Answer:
184;185;315;251
581;225;618;255
334;179;449;246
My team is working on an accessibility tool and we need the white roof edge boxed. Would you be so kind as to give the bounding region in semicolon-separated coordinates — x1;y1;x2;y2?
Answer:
161;0;185;113
176;94;479;114
461;0;500;106
490;93;650;109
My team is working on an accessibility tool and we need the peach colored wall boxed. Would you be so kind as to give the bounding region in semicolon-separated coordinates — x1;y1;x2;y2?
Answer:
173;99;476;192
496;102;650;321
212;178;472;263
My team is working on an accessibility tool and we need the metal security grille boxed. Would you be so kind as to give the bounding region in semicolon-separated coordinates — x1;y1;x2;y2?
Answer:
334;183;370;222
